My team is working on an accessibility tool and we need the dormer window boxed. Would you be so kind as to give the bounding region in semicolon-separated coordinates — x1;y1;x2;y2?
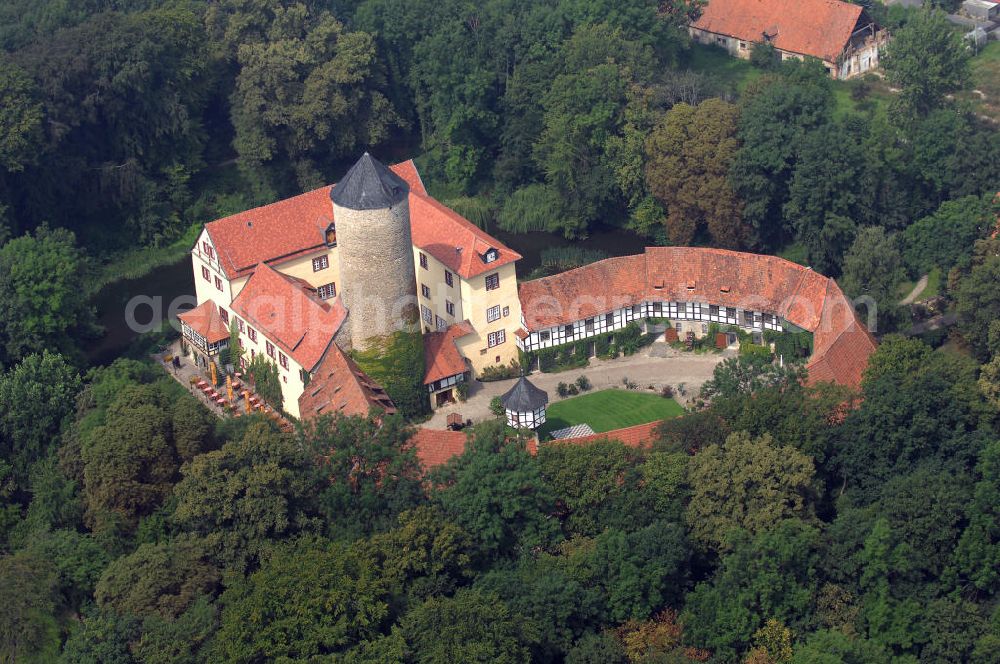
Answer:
325;223;337;247
482;247;499;264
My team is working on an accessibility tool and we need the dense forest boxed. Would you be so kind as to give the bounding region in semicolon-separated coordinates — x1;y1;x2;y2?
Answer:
2;0;1000;662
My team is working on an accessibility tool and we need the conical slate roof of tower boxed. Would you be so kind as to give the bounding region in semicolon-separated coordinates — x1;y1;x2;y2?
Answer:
330;152;409;210
501;375;548;412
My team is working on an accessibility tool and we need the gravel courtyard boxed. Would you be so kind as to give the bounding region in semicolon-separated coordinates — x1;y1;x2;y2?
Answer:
424;342;732;429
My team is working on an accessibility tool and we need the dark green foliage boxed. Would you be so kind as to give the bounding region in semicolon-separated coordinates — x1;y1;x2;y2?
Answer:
431;420;560;558
475;556;602;660
881;7;971;115
835;336;991;504
902;193;995;276
215;537;390;661
566;521;691;623
683;520;821;659
350;329;428;417
225;3;402;194
171;423;322;572
300;413;424;538
400;588;536;663
840;226;905;332
955;247;1000;360
538;439;649;536
764;329;813;361
783;120;866;275
700;350;801;400
0;549;61;663
955;440;1000;594
10;6;212;246
245;353;282;411
730;62;833;248
95;536;220;619
0;226;97;366
0;351;80;494
530;246;610;279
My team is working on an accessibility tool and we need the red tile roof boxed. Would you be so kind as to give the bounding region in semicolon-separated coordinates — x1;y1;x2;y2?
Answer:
177;300;230;344
298;344;397;419
202;160;519;281
691;0;866;63
408;427;469;469
518;247;876;390
229;263;346;371
549;420;665;448
408;193;521;279
422;321;475;385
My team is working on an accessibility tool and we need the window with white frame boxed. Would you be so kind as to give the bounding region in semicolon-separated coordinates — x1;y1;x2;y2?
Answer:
487;329;506;347
279;352;289;369
236;317;244;333
266;341;275;358
419;252;428;269
317;282;336;300
486;305;501;323
421;305;433;324
201;266;210;281
445;270;453;287
485;273;500;291
312;255;329;271
446;300;455;316
435;315;447;331
421;284;430;298
248;327;257;342
502;306;510;317
214;276;223;291
219;308;229;324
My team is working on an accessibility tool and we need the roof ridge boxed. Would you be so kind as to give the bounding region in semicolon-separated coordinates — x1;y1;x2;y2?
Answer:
412;190;522;260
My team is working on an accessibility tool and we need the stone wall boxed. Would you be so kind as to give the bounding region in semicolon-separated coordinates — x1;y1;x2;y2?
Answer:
334;199;419;350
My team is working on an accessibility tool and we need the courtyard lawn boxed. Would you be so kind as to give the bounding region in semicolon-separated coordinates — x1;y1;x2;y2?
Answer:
537;388;684;440
686;43;762;93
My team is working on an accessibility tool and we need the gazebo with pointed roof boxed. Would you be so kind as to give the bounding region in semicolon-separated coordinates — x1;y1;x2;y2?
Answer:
500;375;549;429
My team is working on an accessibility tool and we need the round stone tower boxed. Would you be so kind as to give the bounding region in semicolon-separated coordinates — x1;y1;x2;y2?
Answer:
331;152;418;351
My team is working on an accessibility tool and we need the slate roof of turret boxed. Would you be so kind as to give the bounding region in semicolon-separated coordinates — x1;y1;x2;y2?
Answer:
500;376;549;412
330;152;409;210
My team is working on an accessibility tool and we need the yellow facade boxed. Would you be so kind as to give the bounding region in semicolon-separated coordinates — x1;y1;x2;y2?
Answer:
190;203;524;416
271;247;341;292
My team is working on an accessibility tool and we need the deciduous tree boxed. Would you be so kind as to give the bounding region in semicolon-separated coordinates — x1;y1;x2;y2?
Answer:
300;413;424;538
0;226;97;366
400;588;535;664
839;226;904;332
431;419;559;558
214;537;389;661
881;7;970;116
171;423;321;571
685;431;817;552
645;98;746;247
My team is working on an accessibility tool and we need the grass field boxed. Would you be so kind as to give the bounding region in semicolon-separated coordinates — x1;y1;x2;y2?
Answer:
777;242;809;266
686;44;762;93
537;388;684;440
969;41;1000;122
896;266;942;303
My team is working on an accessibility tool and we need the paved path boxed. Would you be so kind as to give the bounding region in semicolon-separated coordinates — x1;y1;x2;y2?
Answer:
899;274;928;305
425;343;731;429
